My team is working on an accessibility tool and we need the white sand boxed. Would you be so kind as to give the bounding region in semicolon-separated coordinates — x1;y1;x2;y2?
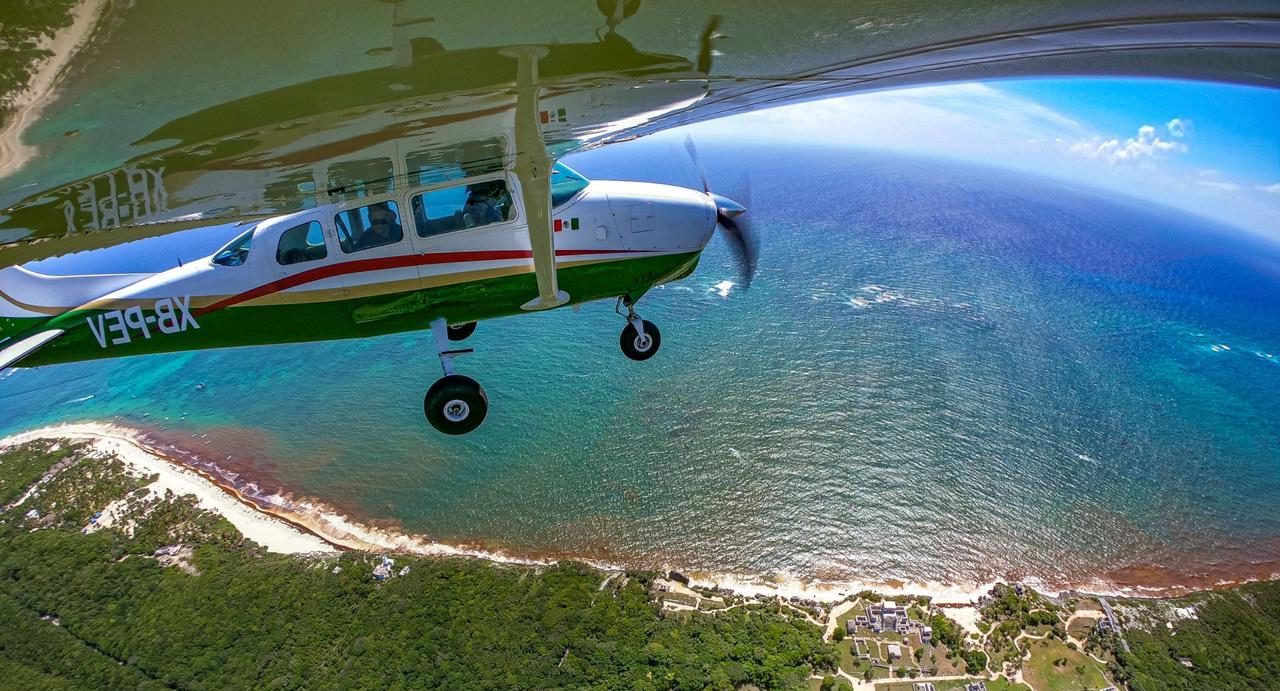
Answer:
2;423;335;554
944;605;983;636
0;0;108;178
687;572;993;605
0;422;565;563
269;495;561;564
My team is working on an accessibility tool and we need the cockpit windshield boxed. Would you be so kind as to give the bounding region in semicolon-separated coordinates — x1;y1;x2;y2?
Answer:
211;227;254;267
550;162;589;208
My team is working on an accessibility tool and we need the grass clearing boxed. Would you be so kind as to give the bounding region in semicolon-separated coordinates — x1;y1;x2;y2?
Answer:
930;644;967;675
1024;638;1111;691
1066;616;1099;639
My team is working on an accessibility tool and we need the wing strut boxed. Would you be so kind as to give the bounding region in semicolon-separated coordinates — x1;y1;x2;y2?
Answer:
502;46;570;312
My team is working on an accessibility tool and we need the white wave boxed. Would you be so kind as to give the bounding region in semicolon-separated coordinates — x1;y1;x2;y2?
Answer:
710;280;734;297
63;394;95;405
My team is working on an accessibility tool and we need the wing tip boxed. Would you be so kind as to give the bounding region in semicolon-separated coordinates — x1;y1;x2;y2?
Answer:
0;328;64;372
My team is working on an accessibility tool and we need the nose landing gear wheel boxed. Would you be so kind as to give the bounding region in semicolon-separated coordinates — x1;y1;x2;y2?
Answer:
446;321;477;341
620;320;661;361
424;375;488;435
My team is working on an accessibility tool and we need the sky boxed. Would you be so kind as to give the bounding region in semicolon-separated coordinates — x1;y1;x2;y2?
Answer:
678;78;1280;240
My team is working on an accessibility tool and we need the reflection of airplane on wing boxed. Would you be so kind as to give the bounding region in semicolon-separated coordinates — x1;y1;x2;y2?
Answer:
2;0;1278;433
0;30;709;261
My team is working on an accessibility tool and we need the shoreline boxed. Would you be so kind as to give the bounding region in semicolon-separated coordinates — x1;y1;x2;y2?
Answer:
2;421;1275;604
1;422;334;554
0;0;110;179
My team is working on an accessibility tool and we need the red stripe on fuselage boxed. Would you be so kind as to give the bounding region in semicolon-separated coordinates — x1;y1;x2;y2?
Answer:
196;249;643;316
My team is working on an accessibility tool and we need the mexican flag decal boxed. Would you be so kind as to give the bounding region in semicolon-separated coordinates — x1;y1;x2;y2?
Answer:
539;107;569;124
553;217;581;232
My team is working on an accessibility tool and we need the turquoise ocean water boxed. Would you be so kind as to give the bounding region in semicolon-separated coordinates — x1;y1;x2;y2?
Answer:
3;140;1278;591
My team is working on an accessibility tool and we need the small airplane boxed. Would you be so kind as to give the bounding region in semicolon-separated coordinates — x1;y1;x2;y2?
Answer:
0;129;754;435
0;34;755;437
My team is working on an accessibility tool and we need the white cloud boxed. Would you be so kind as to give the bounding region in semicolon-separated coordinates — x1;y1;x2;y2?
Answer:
1167;118;1189;138
1193;169;1241;193
1258;183;1280;195
1198;180;1241;192
1066;124;1187;164
717;82;1085;154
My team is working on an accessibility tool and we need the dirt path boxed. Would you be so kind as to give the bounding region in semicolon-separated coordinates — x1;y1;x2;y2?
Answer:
824;599;861;640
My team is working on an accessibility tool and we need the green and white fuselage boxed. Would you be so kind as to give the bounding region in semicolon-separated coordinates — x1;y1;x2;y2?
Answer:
0;165;718;369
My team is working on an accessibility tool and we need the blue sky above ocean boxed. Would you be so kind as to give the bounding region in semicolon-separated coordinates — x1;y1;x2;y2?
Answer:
679;78;1280;241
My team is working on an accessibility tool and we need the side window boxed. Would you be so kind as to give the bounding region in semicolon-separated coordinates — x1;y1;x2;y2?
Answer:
276;221;327;266
334;201;404;253
411;179;514;238
211;227;254;267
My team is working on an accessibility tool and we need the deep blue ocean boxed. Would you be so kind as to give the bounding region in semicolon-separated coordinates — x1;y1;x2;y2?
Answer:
3;139;1278;591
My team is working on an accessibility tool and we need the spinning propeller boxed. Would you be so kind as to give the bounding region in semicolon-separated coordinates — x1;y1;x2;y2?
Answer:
684;135;758;288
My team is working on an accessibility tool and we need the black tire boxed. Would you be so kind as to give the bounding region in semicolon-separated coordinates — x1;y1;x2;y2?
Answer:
447;321;477;341
423;375;488;435
620;320;661;361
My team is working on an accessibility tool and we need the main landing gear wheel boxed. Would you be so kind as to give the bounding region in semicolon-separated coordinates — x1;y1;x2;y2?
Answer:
620;320;661;361
447;321;477;341
424;375;488;435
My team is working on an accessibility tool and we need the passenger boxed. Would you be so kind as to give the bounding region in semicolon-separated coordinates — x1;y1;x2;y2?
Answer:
462;187;503;227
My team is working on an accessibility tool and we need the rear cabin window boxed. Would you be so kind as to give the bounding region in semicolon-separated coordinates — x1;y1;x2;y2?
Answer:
276;221;327;265
211;227;254;267
411;179;513;238
334;201;404;253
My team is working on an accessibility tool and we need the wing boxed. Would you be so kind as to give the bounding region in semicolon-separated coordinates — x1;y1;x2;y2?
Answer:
2;1;1277;266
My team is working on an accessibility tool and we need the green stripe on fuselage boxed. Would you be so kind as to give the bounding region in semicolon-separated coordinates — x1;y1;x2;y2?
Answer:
20;251;701;368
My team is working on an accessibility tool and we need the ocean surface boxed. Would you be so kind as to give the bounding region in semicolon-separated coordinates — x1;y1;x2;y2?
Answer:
3;139;1279;592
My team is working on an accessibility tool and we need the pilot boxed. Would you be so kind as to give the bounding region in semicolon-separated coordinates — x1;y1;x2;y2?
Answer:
356;202;402;249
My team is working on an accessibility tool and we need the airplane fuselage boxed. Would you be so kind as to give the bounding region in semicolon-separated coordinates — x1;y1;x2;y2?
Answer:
1;172;718;368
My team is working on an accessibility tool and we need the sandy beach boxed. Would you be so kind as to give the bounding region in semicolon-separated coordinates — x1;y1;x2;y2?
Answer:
2;422;580;565
4;421;1273;606
2;422;334;554
0;0;109;179
1;421;997;604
